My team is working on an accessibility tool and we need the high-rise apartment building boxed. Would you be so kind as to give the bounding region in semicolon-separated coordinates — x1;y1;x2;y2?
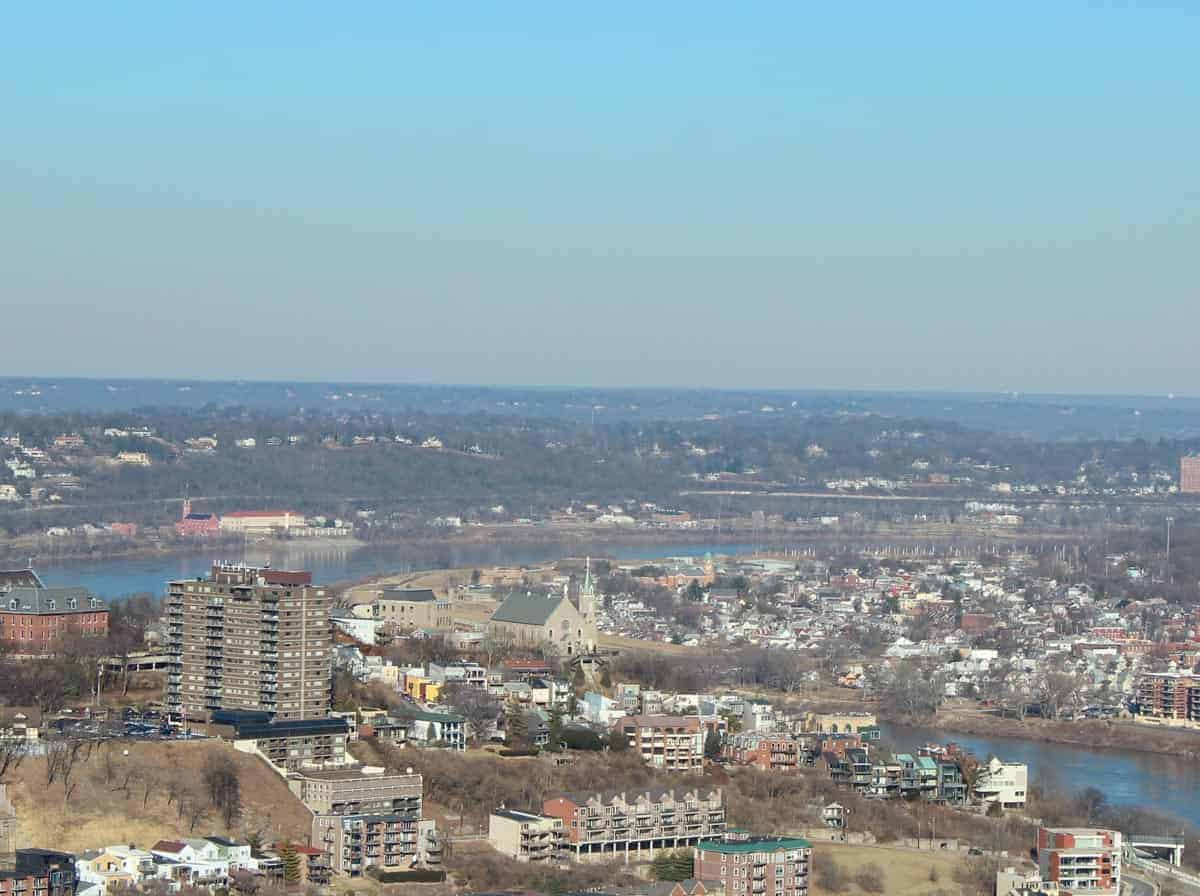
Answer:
165;563;332;722
1038;827;1121;895
1181;455;1200;493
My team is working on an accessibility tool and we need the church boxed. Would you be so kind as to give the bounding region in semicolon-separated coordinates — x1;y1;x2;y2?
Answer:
487;561;599;655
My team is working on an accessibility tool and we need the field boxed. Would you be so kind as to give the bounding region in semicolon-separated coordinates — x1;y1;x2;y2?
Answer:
810;843;971;896
6;739;312;852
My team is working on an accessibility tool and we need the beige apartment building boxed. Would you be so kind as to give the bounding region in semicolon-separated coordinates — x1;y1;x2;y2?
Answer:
165;563;332;722
488;810;568;863
612;715;706;771
288;767;423;815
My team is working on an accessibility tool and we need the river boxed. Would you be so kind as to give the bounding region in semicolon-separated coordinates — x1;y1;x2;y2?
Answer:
883;721;1200;828
34;539;765;599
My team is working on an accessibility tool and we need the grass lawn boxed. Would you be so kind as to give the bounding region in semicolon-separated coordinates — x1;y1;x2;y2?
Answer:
809;842;971;896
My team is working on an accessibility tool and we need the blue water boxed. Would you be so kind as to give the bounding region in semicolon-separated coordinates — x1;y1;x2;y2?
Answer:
883;721;1200;828
35;540;763;599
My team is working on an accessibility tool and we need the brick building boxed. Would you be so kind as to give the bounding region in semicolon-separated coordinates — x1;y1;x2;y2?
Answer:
165;563;332;722
694;832;812;896
1181;455;1200;494
1136;671;1200;725
175;500;220;538
1038;827;1121;895
542;786;725;860
0;570;108;651
722;733;807;771
0;850;78;896
611;715;706;771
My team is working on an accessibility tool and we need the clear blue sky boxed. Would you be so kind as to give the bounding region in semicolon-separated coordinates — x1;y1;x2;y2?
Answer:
2;3;1197;393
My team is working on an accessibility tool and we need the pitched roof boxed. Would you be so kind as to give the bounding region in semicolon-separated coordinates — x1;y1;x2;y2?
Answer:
0;569;43;590
491;593;568;627
150;841;187;854
1;586;104;615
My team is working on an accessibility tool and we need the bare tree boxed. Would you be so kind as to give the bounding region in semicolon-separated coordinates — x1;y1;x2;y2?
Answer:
0;738;29;782
447;686;501;744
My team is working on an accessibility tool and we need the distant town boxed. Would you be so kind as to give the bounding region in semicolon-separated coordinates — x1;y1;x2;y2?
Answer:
2;386;1200;895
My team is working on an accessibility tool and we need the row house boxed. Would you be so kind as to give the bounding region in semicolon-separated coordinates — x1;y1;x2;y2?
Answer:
543;787;726;860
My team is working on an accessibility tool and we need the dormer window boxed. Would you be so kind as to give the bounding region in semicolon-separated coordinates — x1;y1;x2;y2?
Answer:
7;599;15;610
68;598;77;609
46;599;55;610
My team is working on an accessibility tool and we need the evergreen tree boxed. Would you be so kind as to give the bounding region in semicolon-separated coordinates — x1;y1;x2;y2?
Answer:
606;727;628;752
704;729;723;760
506;704;529;749
547;705;564;752
600;666;612;689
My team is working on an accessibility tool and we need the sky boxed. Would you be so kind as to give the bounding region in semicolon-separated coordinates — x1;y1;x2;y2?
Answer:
2;3;1198;394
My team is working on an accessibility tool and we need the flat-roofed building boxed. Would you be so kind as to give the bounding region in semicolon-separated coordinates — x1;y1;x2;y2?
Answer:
1038;827;1121;895
488;810;567;863
695;832;812;896
165;563;331;722
288;767;422;816
974;756;1028;809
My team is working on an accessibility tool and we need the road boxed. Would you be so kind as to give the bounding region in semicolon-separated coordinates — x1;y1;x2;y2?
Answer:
1123;872;1155;896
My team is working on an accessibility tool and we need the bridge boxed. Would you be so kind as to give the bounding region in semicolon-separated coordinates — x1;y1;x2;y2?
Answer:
1129;833;1185;867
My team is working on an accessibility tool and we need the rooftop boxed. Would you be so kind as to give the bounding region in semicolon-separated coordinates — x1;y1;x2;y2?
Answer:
697;835;812;854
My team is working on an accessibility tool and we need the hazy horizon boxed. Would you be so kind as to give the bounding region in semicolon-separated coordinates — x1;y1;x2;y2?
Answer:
4;4;1197;393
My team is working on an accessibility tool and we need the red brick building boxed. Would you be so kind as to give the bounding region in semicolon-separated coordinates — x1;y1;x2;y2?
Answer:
1038;827;1121;894
694;832;812;896
0;570;108;651
175;499;220;537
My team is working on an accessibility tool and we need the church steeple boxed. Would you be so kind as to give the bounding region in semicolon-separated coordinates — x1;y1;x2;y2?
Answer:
579;556;597;623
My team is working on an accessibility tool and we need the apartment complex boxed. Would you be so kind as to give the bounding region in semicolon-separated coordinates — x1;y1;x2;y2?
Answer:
723;734;804;772
0;850;78;896
1136;671;1200;725
165;564;331;722
694;833;812;896
1181;454;1200;494
313;813;441;877
289;767;422;815
1038;827;1121;895
0;570;108;651
542;787;725;859
294;766;439;877
488;810;568;863
612;715;705;771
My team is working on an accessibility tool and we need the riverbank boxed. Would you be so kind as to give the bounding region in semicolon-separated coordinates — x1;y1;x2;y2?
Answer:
923;707;1200;760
